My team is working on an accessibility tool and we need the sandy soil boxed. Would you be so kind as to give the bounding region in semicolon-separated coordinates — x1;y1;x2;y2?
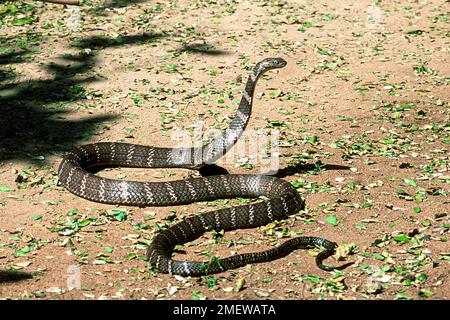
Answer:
0;0;448;300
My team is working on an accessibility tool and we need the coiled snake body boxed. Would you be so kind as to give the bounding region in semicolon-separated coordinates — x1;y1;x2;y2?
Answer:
58;58;340;276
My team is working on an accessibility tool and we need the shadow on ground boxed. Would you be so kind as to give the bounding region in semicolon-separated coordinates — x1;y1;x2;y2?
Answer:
174;42;231;56
273;161;351;178
0;29;232;165
199;161;351;177
97;0;151;10
0;270;34;283
0;32;167;164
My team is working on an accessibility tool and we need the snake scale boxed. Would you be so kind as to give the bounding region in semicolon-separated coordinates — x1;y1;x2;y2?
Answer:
58;58;342;276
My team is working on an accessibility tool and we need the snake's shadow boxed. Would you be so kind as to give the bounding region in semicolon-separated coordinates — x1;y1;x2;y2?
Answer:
272;162;352;178
198;161;351;177
198;164;230;176
85;161;351;178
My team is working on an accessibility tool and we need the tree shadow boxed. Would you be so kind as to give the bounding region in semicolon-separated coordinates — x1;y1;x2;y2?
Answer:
0;48;29;82
173;42;231;56
0;32;166;164
0;270;34;283
71;32;166;50
85;0;152;16
0;51;115;164
101;0;151;9
0;49;29;65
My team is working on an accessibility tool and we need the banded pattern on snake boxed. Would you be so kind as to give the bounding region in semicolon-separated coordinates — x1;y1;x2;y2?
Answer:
58;58;342;276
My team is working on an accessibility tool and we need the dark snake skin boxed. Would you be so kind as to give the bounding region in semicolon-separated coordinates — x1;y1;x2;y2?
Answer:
58;58;341;276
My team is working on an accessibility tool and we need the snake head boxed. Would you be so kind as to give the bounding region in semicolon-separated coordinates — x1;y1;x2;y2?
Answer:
253;58;287;78
258;57;287;70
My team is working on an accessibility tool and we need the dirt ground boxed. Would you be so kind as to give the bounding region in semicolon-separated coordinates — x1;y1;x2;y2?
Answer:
0;0;448;300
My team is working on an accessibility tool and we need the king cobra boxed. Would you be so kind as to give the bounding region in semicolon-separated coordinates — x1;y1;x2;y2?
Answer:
58;58;346;276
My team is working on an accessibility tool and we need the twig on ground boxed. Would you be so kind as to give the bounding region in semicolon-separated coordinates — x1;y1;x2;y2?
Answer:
39;0;80;6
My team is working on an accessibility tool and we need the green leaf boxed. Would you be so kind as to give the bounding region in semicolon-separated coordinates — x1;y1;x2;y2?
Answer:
394;234;410;244
108;209;127;222
77;218;94;227
0;4;18;15
291;181;302;188
404;179;417;187
126;252;137;260
413;206;422;214
243;163;253;170
415;273;428;283
31;215;42;221
396;189;408;195
374;253;385;261
104;247;114;254
421;219;431;227
14;244;35;257
419;290;433;298
303;275;322;283
395;293;413;300
402;278;412;286
0;186;13;191
326;215;338;226
11;16;37;26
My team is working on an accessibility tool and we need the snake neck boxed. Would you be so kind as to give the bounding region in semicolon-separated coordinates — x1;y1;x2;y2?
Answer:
200;63;271;165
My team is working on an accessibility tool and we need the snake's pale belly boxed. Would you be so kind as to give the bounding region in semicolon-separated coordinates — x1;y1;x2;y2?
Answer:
58;58;339;276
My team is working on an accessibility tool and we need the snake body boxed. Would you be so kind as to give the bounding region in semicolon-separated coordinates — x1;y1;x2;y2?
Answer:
58;58;340;276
